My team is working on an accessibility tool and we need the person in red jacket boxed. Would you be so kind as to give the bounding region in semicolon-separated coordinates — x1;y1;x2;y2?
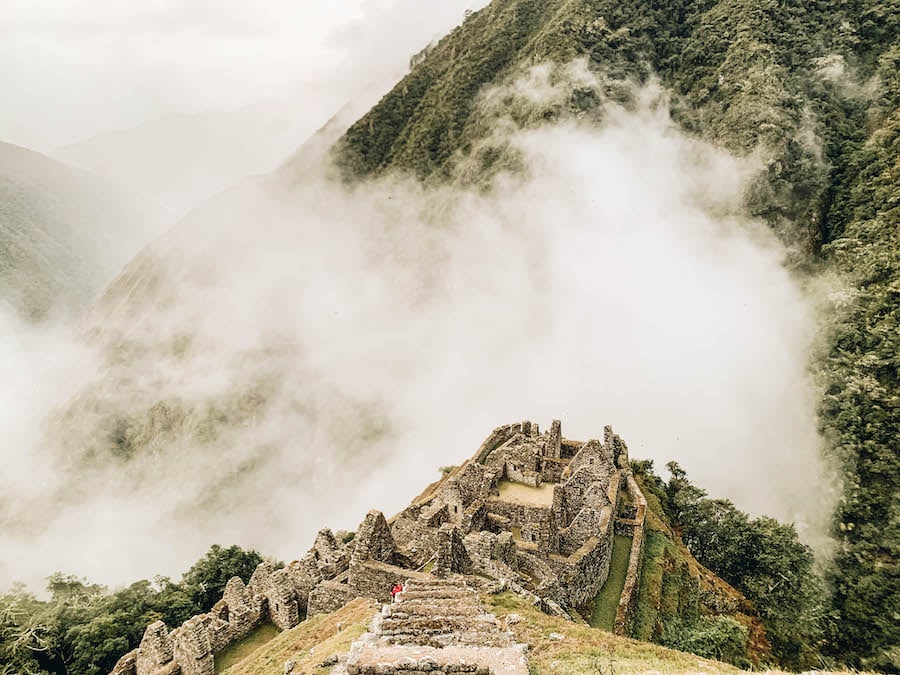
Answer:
390;583;403;603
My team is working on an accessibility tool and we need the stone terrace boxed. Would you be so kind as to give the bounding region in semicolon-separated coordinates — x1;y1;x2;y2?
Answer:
342;578;528;674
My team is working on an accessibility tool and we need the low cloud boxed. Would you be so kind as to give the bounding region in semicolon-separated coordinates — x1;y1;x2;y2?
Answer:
0;70;835;592
0;0;489;150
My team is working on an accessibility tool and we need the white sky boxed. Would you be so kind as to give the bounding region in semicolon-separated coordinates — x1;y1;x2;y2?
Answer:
0;0;487;151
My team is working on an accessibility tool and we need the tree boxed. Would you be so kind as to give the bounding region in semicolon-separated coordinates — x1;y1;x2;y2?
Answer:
0;545;266;675
178;545;264;613
664;462;824;669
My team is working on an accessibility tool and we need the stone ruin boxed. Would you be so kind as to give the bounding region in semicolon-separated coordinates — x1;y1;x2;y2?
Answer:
111;419;647;675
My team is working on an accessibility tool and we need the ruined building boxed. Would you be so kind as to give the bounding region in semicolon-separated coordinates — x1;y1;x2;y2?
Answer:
111;420;647;675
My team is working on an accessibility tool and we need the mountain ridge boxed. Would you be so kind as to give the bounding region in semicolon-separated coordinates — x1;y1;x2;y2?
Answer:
0;140;166;321
330;0;898;667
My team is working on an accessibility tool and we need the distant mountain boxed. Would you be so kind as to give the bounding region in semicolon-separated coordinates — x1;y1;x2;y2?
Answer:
54;99;335;215
0;141;166;321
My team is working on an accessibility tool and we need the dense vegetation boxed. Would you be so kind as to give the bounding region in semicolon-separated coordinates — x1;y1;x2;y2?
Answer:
815;43;899;672
334;0;898;668
0;546;264;675
631;525;762;668
634;461;824;670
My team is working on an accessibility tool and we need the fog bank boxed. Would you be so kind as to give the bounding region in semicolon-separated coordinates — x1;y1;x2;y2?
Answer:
0;78;834;592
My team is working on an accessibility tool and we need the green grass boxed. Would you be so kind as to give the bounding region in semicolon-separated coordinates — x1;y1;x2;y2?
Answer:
588;534;633;631
483;591;744;674
632;530;670;641
214;623;280;673
220;598;373;675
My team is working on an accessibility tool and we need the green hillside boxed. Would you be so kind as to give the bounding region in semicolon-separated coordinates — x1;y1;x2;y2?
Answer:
219;591;869;675
0;141;163;321
333;1;898;668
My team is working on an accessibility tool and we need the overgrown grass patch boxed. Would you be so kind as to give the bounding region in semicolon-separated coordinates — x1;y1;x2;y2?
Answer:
221;598;373;675
588;534;633;631
214;623;279;673
632;530;669;640
484;591;742;674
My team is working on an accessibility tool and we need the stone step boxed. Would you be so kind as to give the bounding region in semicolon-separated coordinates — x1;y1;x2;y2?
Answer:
381;616;499;635
398;593;481;607
453;631;515;647
389;603;485;619
380;627;513;646
404;578;468;586
354;661;490;675
344;578;527;674
400;592;480;606
351;642;527;672
402;582;474;594
386;612;482;626
397;589;478;599
382;615;499;632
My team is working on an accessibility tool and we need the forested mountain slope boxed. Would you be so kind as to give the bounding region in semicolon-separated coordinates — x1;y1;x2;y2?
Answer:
816;44;898;668
0;142;164;320
333;0;899;668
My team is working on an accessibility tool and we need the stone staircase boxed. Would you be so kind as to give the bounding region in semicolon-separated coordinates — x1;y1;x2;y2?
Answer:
340;578;528;674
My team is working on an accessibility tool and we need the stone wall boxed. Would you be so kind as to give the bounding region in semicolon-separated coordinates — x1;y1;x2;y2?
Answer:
394;507;444;562
503;461;541;487
286;555;323;613
455;461;489;503
544;419;562;460
604;425;630;470
139;621;173;671
248;563;300;630
116;597;253;675
566;439;607;478
546;504;615;608
559;505;603;555
110;653;137;675
213;577;265;646
515;550;563;602
614;472;648;635
484;498;525;527
307;580;357;617
559;439;583;459
171;617;214;675
350;560;433;602
463;531;517;574
557;465;602;524
351;510;396;568
540;457;567;483
434;525;474;578
110;525;359;675
552;536;611;608
521;508;558;554
474;424;520;464
462;501;488;533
